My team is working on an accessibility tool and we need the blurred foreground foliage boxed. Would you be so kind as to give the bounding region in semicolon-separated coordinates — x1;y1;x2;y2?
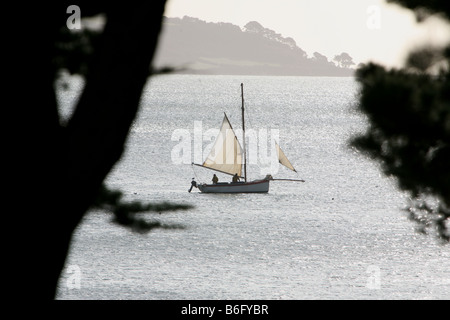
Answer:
13;2;178;299
94;185;191;233
56;16;192;233
351;0;450;242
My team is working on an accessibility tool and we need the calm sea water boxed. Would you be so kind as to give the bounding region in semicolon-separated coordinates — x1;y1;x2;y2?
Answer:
56;74;449;300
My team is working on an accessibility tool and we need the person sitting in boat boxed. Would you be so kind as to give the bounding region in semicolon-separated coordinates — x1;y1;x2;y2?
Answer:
212;174;218;184
232;173;240;183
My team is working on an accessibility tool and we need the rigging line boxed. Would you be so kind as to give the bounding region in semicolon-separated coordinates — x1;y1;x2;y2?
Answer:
236;91;256;180
244;101;254;131
191;163;203;184
242;99;259;181
243;101;252;181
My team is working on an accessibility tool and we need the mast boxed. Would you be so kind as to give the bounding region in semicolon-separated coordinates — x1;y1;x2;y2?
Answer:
241;83;247;182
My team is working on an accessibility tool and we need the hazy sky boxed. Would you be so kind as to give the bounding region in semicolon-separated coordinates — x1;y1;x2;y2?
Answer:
164;0;450;67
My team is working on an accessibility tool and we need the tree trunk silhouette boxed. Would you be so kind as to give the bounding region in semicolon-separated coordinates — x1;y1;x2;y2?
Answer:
9;2;166;299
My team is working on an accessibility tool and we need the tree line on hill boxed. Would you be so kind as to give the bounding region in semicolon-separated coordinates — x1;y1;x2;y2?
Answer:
153;16;355;76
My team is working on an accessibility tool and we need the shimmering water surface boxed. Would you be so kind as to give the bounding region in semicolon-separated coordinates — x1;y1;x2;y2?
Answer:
56;75;449;299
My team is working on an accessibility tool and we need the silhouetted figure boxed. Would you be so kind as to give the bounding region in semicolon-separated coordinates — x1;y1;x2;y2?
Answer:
232;173;239;183
212;174;218;184
188;178;197;192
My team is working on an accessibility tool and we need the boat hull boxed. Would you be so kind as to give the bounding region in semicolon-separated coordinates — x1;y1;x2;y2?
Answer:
198;180;270;193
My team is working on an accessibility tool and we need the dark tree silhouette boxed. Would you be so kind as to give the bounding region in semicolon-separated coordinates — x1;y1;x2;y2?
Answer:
351;0;450;242
6;1;195;299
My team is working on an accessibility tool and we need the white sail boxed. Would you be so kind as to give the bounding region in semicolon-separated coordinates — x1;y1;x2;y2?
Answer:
275;142;296;172
202;114;244;177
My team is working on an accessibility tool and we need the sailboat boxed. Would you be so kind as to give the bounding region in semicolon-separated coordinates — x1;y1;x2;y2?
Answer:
190;83;304;193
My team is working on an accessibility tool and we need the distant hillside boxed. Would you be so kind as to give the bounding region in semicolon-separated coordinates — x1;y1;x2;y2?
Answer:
153;16;354;76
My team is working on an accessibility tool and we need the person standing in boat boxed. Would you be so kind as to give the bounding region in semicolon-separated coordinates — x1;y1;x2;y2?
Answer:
188;178;197;192
212;174;218;184
232;173;240;183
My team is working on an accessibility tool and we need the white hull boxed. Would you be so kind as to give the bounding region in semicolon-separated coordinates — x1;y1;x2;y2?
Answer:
198;179;270;193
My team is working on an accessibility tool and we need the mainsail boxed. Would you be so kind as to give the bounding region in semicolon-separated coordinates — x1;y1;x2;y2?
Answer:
275;142;297;172
201;113;244;177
